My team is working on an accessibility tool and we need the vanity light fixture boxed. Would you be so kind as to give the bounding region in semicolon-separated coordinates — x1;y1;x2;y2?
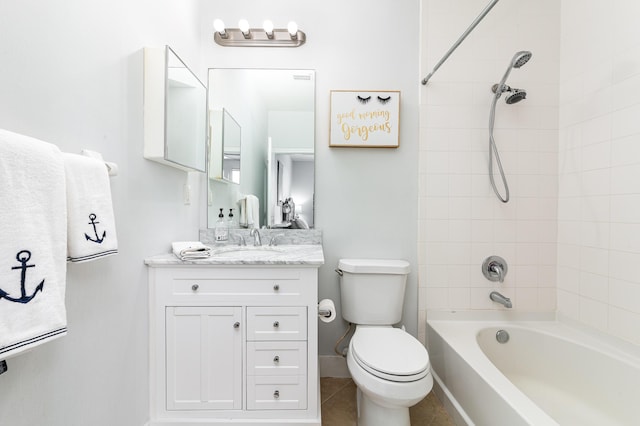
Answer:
213;19;306;47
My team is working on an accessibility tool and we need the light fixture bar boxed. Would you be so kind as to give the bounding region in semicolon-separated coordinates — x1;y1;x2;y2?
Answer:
214;28;306;47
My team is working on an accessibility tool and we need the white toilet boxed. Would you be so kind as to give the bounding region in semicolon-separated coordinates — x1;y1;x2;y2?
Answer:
338;258;433;426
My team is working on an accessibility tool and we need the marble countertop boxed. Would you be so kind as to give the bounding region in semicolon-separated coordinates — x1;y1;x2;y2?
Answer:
145;244;324;266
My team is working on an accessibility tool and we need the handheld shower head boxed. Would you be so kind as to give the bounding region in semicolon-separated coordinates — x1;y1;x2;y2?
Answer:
512;51;532;68
493;50;533;102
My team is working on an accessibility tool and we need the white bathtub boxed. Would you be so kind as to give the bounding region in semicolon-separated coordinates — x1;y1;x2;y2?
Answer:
426;314;640;425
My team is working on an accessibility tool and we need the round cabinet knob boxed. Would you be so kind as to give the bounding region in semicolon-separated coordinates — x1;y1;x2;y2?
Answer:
273;355;280;364
273;284;280;291
273;390;280;399
273;321;280;328
191;284;199;291
233;322;240;329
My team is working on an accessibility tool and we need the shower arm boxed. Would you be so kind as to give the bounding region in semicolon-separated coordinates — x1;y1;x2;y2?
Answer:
421;0;500;85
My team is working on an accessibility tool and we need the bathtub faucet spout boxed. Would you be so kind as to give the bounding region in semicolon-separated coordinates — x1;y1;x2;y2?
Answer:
490;291;512;308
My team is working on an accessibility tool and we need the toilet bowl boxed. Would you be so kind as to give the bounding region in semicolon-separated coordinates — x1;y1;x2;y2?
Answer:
346;326;432;426
337;258;433;426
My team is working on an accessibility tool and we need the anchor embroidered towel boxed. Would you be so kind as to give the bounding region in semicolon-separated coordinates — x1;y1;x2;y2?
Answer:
0;129;68;359
63;153;118;262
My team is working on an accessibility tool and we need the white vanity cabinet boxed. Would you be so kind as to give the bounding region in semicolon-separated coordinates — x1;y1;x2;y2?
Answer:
147;261;321;426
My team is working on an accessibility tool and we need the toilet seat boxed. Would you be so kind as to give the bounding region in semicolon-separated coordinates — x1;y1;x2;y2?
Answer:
350;327;430;382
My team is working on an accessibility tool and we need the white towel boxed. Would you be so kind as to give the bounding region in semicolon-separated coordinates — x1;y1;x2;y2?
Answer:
238;198;248;227
63;153;118;262
0;129;68;359
172;241;211;260
246;195;260;229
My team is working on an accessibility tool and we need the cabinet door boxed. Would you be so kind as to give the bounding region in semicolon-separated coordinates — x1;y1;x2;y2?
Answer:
166;306;242;410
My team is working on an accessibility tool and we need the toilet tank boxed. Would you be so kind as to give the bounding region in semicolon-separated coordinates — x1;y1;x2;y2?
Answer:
338;259;411;325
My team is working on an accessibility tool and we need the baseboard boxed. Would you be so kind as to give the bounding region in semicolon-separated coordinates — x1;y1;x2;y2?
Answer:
319;355;350;378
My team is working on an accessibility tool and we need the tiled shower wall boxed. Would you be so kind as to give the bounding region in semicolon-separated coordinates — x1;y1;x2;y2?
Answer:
557;0;640;345
418;0;560;342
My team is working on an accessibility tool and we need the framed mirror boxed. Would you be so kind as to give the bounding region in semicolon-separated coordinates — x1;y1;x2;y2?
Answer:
207;69;315;229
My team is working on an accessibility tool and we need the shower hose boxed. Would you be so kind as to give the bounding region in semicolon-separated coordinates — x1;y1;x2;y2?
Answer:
488;92;510;203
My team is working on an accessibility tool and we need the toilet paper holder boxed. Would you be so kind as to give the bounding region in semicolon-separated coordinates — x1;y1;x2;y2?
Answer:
317;298;336;323
318;308;332;318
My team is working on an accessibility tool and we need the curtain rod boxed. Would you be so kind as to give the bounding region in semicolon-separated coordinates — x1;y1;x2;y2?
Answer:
421;0;500;85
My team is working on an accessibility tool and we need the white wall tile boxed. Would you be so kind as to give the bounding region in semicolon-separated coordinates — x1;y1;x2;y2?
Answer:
420;0;559;316
609;278;640;314
608;307;640;344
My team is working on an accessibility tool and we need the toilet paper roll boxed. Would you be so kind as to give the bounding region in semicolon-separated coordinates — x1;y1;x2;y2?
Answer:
318;299;336;323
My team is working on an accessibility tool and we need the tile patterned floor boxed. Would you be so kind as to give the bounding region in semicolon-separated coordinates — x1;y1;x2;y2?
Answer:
320;377;455;426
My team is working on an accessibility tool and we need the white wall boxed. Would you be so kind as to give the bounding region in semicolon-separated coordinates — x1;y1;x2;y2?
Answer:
0;1;205;425
419;0;560;342
199;0;421;353
557;0;640;345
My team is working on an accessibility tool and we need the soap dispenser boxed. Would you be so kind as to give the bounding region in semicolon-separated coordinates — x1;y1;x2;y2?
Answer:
214;208;229;242
228;208;237;229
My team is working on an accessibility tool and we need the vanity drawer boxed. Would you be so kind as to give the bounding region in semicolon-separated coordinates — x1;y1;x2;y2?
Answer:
247;375;307;410
171;278;301;299
247;341;307;376
246;307;307;341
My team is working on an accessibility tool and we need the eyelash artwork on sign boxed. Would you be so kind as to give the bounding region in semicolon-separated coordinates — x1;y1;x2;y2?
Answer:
330;90;400;147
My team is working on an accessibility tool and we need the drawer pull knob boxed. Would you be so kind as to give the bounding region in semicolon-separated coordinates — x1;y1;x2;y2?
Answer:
273;355;280;363
273;390;280;399
273;284;280;291
233;322;240;329
273;321;280;328
191;284;199;291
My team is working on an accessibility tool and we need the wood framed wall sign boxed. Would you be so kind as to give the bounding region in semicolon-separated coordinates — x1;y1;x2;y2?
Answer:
329;90;400;148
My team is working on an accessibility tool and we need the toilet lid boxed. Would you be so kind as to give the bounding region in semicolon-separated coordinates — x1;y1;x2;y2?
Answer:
351;328;430;382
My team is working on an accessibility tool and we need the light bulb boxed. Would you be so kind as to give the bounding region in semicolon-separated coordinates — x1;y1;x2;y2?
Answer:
287;21;298;38
213;19;227;38
213;19;225;33
263;20;274;37
238;19;250;37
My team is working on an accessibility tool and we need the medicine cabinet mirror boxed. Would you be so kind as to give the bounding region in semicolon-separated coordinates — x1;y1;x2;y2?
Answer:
207;69;315;229
210;108;241;184
143;46;207;172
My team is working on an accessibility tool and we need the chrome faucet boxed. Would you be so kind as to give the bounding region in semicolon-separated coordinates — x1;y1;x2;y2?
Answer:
268;233;285;246
490;263;505;283
233;234;246;246
490;291;512;308
249;228;262;246
482;256;508;283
